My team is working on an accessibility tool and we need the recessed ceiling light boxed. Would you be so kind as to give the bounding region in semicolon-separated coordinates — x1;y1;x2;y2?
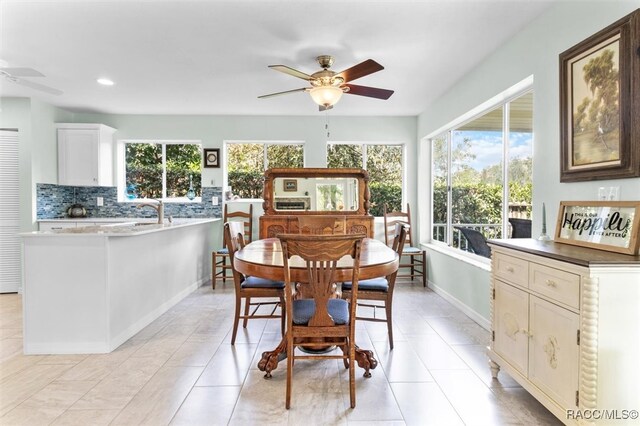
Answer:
97;78;114;86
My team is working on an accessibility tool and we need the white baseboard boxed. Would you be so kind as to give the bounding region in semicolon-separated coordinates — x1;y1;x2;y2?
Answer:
427;280;490;331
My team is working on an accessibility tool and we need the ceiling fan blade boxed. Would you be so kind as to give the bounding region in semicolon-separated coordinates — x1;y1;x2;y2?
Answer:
258;87;309;99
335;59;384;83
11;77;63;95
344;84;393;100
0;67;44;77
268;65;312;81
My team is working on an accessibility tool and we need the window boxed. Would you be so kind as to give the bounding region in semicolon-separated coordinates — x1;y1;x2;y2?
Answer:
431;90;533;255
226;142;304;199
123;141;202;200
327;143;403;217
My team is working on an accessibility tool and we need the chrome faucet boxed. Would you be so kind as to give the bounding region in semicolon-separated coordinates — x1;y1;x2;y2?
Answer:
136;199;164;224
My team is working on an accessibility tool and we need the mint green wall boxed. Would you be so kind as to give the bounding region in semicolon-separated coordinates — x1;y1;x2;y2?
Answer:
417;1;640;323
71;113;417;209
0;97;73;231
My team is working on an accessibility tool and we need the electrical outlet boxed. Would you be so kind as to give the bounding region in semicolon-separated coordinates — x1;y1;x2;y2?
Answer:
96;197;104;207
212;196;218;206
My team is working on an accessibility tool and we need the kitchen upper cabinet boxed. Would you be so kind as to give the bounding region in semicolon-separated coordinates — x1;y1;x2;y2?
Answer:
57;123;116;186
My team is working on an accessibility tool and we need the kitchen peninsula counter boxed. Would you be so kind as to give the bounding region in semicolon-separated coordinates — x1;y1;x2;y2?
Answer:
21;218;219;354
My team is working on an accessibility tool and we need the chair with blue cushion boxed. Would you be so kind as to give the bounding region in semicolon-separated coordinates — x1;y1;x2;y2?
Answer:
384;204;427;286
212;204;253;289
225;221;285;345
342;223;406;350
278;233;365;409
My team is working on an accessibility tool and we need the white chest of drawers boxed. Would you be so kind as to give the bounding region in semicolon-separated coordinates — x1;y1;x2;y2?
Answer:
488;239;640;425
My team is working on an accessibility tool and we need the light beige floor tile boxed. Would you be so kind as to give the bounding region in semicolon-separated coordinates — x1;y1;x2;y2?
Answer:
71;357;165;410
450;344;521;388
0;338;23;362
37;355;89;365
431;369;523;425
110;365;203;425
130;336;188;361
229;369;290;425
196;343;257;386
170;385;241;425
406;333;469;370
390;382;464;426
339;372;403;422
491;387;563;425
0;328;22;339
1;379;98;425
0;354;47;381
372;340;433;383
347;422;406;425
50;409;120;426
287;391;349;426
165;334;224;367
426;316;490;345
0;364;72;416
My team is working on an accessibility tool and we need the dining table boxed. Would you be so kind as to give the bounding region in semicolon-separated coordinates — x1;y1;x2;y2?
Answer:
233;237;399;378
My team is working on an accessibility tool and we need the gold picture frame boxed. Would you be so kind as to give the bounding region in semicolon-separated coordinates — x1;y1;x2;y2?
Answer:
283;179;297;192
554;201;640;255
559;9;640;182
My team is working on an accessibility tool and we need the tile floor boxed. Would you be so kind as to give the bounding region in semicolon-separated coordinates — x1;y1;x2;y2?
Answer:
0;281;562;425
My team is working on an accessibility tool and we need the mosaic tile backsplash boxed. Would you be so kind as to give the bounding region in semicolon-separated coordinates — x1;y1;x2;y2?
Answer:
37;184;222;219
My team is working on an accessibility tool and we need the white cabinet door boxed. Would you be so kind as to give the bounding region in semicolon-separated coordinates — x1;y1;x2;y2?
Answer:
57;124;115;186
493;279;529;376
58;129;100;186
529;296;579;410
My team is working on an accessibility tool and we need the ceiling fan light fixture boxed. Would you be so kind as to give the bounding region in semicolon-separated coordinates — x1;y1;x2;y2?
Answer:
309;86;343;107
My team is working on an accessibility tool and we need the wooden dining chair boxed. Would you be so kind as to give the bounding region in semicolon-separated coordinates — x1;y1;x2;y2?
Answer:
296;215;343;235
279;233;365;409
225;221;285;345
383;204;427;286
212;204;253;289
341;223;406;350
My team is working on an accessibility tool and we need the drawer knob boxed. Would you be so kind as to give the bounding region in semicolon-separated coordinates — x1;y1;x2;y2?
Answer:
506;266;515;273
545;279;557;287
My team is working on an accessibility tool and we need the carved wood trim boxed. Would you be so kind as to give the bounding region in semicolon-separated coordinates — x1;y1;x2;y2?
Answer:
579;275;599;424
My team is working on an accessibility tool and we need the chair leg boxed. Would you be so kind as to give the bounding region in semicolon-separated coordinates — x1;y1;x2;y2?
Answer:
385;301;394;350
279;296;286;337
421;251;427;287
221;256;227;283
211;252;217;290
410;254;416;279
286;336;294;409
243;297;251;328
231;294;242;345
349;338;356;408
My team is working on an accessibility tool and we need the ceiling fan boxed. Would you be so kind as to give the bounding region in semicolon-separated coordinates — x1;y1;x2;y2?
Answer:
258;55;393;111
0;67;63;95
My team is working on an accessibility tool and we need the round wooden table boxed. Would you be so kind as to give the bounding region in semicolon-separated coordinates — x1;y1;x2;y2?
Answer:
234;237;399;378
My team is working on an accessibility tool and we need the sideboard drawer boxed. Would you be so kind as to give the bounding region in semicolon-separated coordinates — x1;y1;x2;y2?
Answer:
493;252;529;288
530;263;580;309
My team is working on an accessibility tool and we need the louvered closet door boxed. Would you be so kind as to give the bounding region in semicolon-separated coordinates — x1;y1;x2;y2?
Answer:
0;129;20;293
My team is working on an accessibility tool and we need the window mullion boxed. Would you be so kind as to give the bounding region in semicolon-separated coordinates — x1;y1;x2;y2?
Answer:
263;144;268;170
503;103;510;238
362;144;367;169
446;131;453;247
161;143;167;199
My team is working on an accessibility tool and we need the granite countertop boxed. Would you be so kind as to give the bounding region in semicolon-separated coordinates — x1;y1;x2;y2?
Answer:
22;218;219;238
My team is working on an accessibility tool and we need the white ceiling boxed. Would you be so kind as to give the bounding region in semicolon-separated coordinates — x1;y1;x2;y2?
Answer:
0;0;554;116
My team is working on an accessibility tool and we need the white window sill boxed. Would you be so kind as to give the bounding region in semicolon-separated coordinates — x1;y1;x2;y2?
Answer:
422;242;491;272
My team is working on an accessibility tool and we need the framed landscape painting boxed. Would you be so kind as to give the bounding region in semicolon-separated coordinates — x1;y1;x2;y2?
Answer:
559;9;640;182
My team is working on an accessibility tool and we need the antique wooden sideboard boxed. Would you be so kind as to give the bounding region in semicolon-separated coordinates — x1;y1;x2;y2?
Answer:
259;168;375;239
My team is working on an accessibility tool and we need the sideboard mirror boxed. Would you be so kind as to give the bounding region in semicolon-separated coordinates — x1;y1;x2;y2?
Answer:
262;168;370;216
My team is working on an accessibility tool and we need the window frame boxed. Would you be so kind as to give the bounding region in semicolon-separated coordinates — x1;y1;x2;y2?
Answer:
223;140;306;200
117;139;203;203
326;141;407;215
427;78;534;256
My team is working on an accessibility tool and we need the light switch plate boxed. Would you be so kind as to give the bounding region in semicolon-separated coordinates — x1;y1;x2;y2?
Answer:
212;196;218;206
97;197;104;206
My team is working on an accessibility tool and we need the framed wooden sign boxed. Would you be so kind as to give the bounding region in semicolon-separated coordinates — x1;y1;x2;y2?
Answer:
554;201;640;254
